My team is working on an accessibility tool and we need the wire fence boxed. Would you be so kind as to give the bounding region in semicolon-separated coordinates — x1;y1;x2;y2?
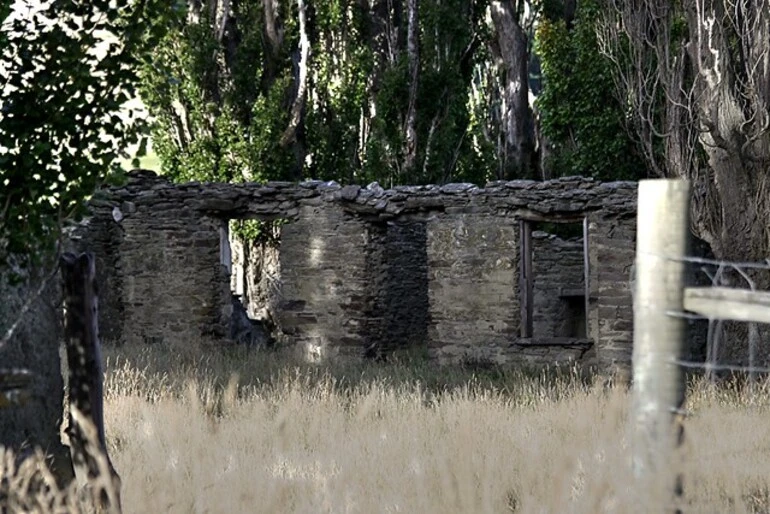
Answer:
0;265;61;410
667;253;770;379
2;178;768;510
631;179;770;511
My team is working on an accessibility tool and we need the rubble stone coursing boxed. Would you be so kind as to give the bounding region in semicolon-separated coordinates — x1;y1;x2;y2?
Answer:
531;232;586;339
73;170;642;371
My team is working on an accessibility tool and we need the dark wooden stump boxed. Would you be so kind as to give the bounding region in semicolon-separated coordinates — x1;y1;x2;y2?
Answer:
60;252;122;513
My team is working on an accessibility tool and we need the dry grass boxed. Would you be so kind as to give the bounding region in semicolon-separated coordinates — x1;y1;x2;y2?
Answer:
5;345;770;513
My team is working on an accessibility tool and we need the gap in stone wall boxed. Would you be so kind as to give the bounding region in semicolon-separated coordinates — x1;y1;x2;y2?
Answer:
365;220;430;359
529;220;587;339
220;218;288;347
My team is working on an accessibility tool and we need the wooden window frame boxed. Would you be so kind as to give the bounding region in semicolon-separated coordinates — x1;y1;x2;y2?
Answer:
519;217;590;338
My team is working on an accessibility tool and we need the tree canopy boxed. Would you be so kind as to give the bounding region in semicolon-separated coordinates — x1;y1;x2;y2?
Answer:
139;0;646;188
7;0;767;269
0;0;172;271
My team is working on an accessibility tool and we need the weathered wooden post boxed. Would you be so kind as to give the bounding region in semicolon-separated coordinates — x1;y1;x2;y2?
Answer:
60;252;122;513
631;179;689;510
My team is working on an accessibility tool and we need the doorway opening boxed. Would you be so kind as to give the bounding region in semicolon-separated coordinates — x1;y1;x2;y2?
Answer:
219;219;286;346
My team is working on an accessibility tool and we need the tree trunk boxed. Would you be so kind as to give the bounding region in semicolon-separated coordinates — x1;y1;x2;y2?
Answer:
60;252;121;511
359;0;399;172
489;1;534;179
261;0;285;92
402;0;420;175
684;0;770;262
710;155;767;262
600;0;770;262
262;0;283;56
564;0;577;29
281;0;310;147
280;0;311;179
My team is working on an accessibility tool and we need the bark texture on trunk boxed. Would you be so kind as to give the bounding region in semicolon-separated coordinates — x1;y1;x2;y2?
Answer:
489;1;534;179
403;0;420;175
359;0;402;173
261;0;285;92
684;1;770;262
61;252;122;512
601;0;770;262
601;0;770;366
281;0;310;149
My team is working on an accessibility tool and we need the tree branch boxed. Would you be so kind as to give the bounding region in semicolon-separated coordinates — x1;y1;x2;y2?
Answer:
280;0;310;148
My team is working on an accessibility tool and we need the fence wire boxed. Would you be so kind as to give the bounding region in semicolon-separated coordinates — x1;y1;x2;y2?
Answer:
646;252;770;382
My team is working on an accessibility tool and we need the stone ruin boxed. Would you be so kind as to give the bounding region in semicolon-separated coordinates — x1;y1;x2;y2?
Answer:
0;169;719;468
63;169;664;373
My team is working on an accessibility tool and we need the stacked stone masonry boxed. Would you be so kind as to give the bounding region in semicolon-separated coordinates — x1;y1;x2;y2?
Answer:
74;170;649;371
531;231;586;339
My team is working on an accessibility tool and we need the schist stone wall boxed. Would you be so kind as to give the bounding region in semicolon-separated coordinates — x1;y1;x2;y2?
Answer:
74;170;642;371
531;232;586;339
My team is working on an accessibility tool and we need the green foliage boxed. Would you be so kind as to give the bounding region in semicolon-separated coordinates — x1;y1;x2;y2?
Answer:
140;1;298;184
229;219;285;245
534;0;570;22
0;0;172;270
534;221;584;239
363;57;410;185
535;1;646;180
248;73;297;181
363;0;492;185
141;0;495;188
415;0;481;183
304;1;372;183
140;0;649;189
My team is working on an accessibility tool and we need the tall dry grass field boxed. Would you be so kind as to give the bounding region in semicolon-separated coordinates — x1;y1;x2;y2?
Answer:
5;346;770;513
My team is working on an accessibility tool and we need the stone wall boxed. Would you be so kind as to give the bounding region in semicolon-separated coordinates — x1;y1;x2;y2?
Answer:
68;202;124;342
121;204;223;346
587;211;636;372
531;232;585;339
276;203;375;360
76;171;641;370
426;213;519;363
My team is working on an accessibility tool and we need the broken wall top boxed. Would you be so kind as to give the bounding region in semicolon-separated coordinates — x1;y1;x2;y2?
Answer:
98;170;637;221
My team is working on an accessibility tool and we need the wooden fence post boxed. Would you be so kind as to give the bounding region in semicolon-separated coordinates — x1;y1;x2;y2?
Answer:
60;252;122;513
631;179;690;510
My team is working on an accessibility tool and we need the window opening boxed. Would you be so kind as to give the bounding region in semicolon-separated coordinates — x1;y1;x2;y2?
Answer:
519;218;588;339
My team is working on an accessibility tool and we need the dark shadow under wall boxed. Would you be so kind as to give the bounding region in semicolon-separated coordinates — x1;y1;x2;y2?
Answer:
364;220;430;359
384;221;430;352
